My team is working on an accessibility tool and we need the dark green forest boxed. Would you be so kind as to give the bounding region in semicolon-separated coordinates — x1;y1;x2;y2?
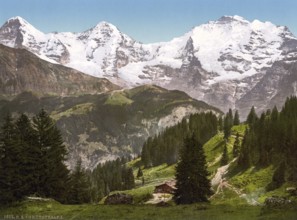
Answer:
141;112;218;167
0;110;135;205
0;110;69;204
237;97;297;186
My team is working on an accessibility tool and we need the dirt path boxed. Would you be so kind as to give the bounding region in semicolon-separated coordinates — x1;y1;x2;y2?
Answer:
210;158;242;198
210;158;260;205
145;193;173;204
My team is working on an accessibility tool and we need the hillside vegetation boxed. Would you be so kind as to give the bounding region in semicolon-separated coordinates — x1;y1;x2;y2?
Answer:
0;85;220;169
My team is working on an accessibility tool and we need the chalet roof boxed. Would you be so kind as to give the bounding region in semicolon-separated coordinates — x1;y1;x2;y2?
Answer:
155;180;176;189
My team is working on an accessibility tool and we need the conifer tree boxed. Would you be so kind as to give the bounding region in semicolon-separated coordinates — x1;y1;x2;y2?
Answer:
228;109;233;122
271;106;279;121
220;142;229;166
233;132;240;158
67;159;91;204
223;112;233;140
0;114;23;204
218;116;223;131
15;113;39;196
124;167;135;190
137;167;143;178
266;161;286;191
233;110;240;125
237;130;251;169
174;134;212;204
246;106;258;125
32;109;69;202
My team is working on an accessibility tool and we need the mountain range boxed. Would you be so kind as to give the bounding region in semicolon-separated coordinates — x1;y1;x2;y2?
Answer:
1;15;297;117
0;36;220;169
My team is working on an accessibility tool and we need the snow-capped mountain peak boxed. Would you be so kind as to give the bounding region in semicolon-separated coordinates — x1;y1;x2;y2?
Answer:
216;15;249;24
1;15;297;117
7;16;30;26
92;21;119;32
0;16;45;48
184;15;290;83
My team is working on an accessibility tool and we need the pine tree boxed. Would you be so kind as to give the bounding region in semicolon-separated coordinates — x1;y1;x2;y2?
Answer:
271;106;279;121
220;142;229;166
266;161;286;191
15;113;40;196
223;113;233;140
228;109;233;122
246;106;258;125
174;134;212;204
233;110;240;125
218;116;223;131
32;109;69;202
67;159;91;204
124;167;135;190
0;114;22;204
233;132;240;158
237;130;251;169
137;167;143;178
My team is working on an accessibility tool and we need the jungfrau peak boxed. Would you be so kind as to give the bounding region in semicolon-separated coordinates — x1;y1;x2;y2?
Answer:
1;15;297;117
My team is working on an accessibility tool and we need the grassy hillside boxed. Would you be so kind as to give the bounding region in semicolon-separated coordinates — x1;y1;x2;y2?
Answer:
0;199;269;220
109;124;297;208
1;195;296;220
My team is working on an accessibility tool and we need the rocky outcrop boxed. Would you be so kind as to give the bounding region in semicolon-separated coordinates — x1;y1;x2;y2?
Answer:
264;196;292;208
104;193;133;205
286;187;297;196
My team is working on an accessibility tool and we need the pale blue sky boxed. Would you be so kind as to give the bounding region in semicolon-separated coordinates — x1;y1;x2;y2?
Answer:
0;0;296;43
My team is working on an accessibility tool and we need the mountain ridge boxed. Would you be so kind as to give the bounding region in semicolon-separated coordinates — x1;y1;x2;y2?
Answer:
1;15;297;117
0;44;119;97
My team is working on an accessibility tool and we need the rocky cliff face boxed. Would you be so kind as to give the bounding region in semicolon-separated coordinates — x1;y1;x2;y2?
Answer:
1;16;297;117
0;85;221;169
0;44;119;97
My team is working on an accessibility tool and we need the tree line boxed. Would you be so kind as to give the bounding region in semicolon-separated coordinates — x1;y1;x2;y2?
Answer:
141;112;218;167
88;157;135;203
237;97;297;188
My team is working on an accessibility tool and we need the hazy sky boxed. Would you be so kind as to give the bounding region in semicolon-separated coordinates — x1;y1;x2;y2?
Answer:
0;0;296;43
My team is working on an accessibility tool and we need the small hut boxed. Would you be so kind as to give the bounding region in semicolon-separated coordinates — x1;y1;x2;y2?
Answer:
154;180;176;194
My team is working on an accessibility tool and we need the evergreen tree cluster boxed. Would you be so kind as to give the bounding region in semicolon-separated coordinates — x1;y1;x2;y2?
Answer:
0;110;135;205
141;112;218;167
238;97;297;182
223;109;240;140
67;159;91;204
0;110;69;204
174;134;212;204
90;157;135;202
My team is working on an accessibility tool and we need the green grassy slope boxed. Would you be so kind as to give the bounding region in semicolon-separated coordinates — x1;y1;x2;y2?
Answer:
2;198;297;220
113;124;297;207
